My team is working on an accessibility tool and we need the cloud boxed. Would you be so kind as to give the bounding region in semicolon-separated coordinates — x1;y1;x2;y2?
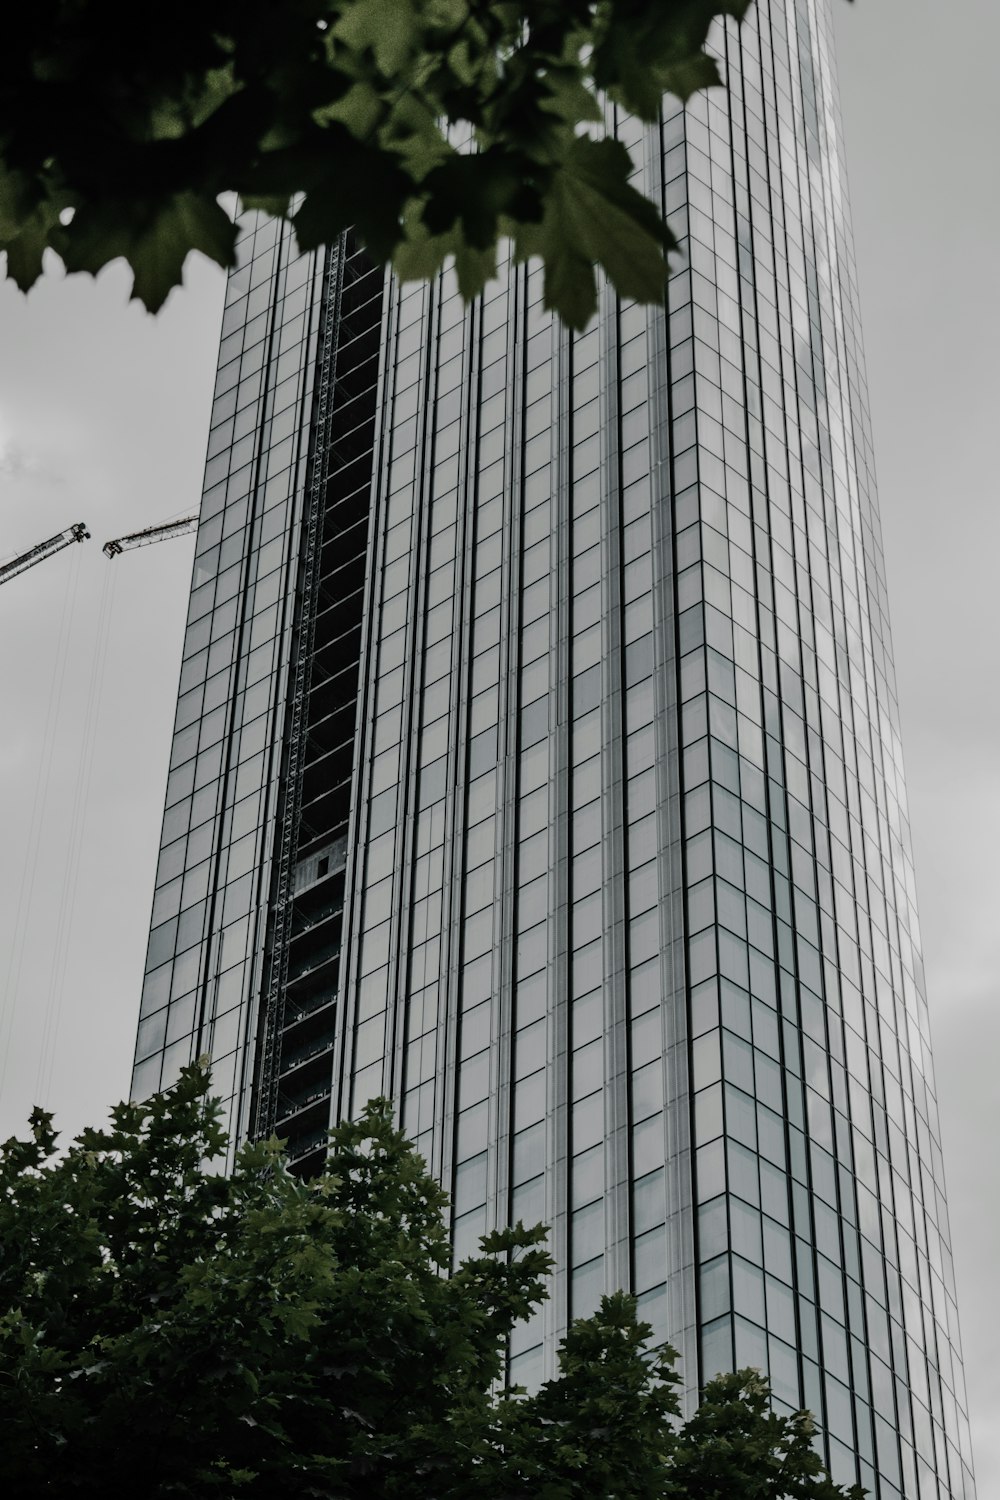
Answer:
0;439;28;478
0;438;67;489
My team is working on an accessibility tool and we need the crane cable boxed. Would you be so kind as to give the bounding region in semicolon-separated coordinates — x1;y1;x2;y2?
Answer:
35;560;119;1107
0;544;84;1105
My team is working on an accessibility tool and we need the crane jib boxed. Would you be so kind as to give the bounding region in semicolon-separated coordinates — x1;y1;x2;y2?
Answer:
0;523;90;587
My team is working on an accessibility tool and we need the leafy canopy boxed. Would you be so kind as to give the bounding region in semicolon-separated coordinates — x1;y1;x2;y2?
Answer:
0;1062;865;1498
0;0;750;326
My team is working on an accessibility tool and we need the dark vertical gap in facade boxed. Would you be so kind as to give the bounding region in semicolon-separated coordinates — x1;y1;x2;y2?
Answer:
387;285;418;1111
563;312;581;1320
503;259;529;1260
248;236;344;1149
448;282;485;1233
194;223;288;1061
725;0;813;1425
329;266;396;1129
643;92;695;1401
611;279;637;1299
654;94;697;1389
737;0;811;1424
238;241;327;1128
552;294;574;1344
253;235;386;1173
435;275;478;1207
598;196;633;1300
505;261;545;1374
489;261;520;1253
387;274;439;1112
452;282;485;1188
719;6;749;1386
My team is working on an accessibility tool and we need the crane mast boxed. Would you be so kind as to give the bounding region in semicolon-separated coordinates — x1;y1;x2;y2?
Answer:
0;522;90;587
102;516;198;558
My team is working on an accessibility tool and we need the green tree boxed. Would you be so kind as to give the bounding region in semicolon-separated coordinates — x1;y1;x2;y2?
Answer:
0;0;750;326
0;1063;862;1498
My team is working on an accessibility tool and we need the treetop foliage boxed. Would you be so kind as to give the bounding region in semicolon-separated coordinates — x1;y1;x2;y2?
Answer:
1;0;750;326
0;1062;864;1498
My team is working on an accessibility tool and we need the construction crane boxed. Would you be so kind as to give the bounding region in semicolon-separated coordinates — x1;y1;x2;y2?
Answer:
0;522;90;587
102;515;198;559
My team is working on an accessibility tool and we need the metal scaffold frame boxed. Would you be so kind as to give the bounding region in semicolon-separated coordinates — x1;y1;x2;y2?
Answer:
252;239;346;1143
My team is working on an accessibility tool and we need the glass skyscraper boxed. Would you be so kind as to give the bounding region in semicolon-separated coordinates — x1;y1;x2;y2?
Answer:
130;3;975;1497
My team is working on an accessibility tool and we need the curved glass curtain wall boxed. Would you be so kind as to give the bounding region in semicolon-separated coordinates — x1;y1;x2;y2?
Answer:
132;3;974;1499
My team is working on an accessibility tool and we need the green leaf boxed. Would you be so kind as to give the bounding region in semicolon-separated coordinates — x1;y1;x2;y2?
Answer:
380;93;451;182
239;193;294;218
2;201;63;293
594;0;749;117
562;136;672;304
313;81;384;139
538;68;604;128
426;0;469;26
446;37;480;88
147;64;242;141
62;193;237;312
292;137;411;262
660;49;723;103
454;240;497;300
333;0;421;78
0;0;751;321
0;163;40;240
391;203;454;284
514;136;670;331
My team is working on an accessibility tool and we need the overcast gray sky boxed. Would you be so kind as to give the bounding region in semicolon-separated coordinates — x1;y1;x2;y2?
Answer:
0;1;996;1492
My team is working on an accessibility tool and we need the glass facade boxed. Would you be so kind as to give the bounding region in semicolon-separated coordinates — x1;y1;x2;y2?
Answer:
132;4;974;1498
133;213;326;1147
